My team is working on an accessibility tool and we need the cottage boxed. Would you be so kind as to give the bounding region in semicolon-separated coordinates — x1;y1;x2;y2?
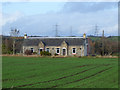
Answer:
22;34;88;56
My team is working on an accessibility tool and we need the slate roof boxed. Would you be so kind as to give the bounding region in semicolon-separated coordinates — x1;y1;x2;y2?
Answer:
23;38;87;46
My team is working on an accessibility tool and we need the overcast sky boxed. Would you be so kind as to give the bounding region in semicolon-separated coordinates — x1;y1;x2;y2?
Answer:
1;1;118;36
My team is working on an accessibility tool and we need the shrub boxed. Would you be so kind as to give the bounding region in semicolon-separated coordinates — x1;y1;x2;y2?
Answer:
25;50;32;55
91;54;96;56
7;51;13;54
74;55;76;57
78;56;81;58
40;51;51;56
40;51;44;56
33;52;37;55
54;53;58;56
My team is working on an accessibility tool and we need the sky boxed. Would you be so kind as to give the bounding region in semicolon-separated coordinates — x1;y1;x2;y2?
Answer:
0;1;119;36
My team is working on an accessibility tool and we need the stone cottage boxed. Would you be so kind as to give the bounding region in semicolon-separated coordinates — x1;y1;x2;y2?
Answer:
22;36;88;56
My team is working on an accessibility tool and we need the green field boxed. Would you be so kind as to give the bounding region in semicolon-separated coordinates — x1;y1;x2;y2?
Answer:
2;56;118;88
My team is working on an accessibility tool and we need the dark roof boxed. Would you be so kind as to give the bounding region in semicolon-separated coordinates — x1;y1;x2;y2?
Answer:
23;38;87;46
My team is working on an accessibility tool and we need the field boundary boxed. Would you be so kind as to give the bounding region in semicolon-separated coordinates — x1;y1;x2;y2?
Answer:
1;54;118;58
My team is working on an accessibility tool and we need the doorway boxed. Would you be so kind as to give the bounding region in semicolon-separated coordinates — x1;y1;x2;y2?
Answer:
40;49;43;52
63;49;66;56
39;48;43;54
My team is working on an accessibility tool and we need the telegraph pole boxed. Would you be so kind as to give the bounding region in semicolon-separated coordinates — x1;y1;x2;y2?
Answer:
13;40;15;55
102;30;104;56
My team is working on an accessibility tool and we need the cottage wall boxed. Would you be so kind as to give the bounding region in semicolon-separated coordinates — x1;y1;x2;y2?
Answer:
23;46;38;54
23;45;85;56
22;37;87;56
68;45;84;56
60;41;68;56
38;42;45;50
45;46;61;56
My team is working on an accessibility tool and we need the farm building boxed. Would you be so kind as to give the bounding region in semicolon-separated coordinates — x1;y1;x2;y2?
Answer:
22;34;89;56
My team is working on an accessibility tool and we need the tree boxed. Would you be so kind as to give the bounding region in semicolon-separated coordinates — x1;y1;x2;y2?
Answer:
25;50;32;55
89;39;95;55
10;28;20;55
94;37;118;56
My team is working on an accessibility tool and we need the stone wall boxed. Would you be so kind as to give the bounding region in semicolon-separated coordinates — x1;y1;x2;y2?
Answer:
45;46;61;56
60;41;68;56
68;46;84;56
23;46;38;54
38;41;45;50
23;45;85;56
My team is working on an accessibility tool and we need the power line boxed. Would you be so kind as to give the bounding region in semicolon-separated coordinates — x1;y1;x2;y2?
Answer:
54;23;59;37
94;24;99;36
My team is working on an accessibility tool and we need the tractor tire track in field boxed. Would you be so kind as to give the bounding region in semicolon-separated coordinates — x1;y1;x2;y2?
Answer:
13;64;110;88
3;63;111;76
50;67;112;88
3;64;90;82
22;64;111;80
3;64;90;76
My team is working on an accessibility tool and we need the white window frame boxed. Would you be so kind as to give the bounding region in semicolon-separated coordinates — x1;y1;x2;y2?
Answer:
39;48;43;52
56;48;60;54
30;48;34;53
46;48;49;52
72;48;76;54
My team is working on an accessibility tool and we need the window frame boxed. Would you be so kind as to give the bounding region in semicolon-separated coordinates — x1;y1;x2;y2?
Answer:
46;48;49;52
56;48;60;54
31;48;34;53
72;48;76;54
39;48;43;52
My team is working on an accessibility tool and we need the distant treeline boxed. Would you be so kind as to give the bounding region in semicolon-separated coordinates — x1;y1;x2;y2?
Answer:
88;36;119;56
2;36;24;54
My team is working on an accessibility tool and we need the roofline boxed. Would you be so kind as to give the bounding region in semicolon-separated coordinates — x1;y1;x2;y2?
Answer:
28;37;87;39
23;44;84;46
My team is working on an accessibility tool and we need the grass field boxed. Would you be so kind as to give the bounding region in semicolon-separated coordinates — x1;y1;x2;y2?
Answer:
2;56;118;88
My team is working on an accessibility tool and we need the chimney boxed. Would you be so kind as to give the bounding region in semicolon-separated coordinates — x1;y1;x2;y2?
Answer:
24;33;27;39
83;33;86;39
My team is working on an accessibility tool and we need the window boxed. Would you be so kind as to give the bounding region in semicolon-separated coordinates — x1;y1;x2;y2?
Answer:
72;48;76;54
39;48;43;52
56;48;60;54
31;48;34;53
46;48;49;52
52;48;54;50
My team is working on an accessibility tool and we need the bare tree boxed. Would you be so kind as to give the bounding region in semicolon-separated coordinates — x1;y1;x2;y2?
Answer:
10;28;20;55
10;28;19;37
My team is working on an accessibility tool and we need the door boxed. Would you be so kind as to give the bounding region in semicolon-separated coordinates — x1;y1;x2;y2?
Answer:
63;49;66;56
39;48;43;54
40;49;43;52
